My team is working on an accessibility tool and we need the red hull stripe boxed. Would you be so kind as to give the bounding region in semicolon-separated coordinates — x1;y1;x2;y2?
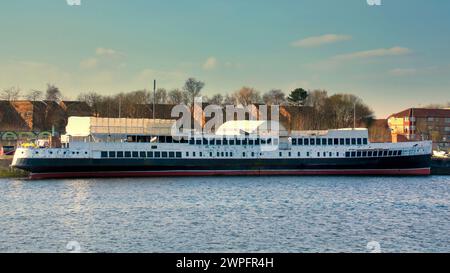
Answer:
29;168;431;179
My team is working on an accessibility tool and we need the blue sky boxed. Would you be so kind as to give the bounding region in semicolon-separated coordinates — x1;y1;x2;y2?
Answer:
0;0;449;118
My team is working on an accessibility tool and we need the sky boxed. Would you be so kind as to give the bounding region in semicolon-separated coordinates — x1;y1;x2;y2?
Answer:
0;0;449;118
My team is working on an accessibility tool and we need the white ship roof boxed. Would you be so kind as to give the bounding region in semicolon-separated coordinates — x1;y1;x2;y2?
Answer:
215;120;287;136
65;116;175;137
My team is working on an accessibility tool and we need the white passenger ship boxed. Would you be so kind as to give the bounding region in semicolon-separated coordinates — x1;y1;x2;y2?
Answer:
12;120;432;179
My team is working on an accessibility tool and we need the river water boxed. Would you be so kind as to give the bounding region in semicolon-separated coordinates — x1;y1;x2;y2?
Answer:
0;176;449;253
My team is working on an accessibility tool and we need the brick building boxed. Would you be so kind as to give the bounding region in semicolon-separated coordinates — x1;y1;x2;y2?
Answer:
388;108;450;149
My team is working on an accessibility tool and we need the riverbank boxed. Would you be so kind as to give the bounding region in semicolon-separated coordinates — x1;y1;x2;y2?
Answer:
0;157;28;178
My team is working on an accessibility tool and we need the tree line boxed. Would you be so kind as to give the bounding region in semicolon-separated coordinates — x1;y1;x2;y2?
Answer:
1;78;376;129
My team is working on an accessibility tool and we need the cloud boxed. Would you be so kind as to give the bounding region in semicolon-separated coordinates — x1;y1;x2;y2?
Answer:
95;47;123;57
291;34;352;48
80;47;125;69
389;68;417;76
80;58;98;69
203;57;218;70
332;47;412;61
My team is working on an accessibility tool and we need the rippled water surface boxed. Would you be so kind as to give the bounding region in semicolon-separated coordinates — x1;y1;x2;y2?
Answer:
1;176;449;253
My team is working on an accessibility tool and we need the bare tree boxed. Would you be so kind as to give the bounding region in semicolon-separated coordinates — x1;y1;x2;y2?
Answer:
223;94;236;105
234;87;261;106
168;89;188;104
1;87;21;101
78;92;103;116
208;94;224;105
154;88;168;104
45;84;62;102
183;78;205;106
26;90;44;101
263;89;286;105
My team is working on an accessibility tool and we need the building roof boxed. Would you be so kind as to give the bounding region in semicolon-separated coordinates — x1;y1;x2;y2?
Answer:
60;101;93;117
389;108;450;119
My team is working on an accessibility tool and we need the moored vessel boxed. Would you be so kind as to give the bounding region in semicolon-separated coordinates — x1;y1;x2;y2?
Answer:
12;119;432;179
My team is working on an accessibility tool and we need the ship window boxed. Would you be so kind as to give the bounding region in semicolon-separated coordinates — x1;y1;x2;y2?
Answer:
236;139;242;145
223;139;228;145
351;138;356;145
209;139;215;145
217;152;220;157
292;138;297;145
226;152;229;157
242;139;248;145
329;152;332;157
357;151;362;157
251;152;255;157
133;151;139;158
189;138;195;145
203;139;208;145
155;152;161;158
230;152;233;157
322;139;327;145
298;152;301;157
216;140;222;145
337;152;339;157
357;138;362;145
351;152;356;157
243;152;246;157
230;139;235;145
101;151;108;158
323;152;326;157
346;139;351;145
368;151;373;157
162;152;168;158
249;139;254;145
383;151;388;157
117;151;124;158
362;151;367;157
109;151;116;158
199;152;203;157
176;152;182;158
261;139;267;145
255;139;260;145
147;152;153;158
298;138;303;145
193;152;196;157
140;152;146;158
210;152;213;157
317;152;320;157
393;151;398;156
316;139;321;146
151;146;157;149
307;152;310;157
328;139;333;145
333;138;338;145
267;138;272;144
345;152;350;158
310;138;315;145
289;152;292;157
340;139;345;145
304;138;309;145
388;151;393;156
398;151;402;156
196;139;201;145
279;152;282;157
185;152;189;157
363;138;368;145
125;151;132;158
169;152;175;158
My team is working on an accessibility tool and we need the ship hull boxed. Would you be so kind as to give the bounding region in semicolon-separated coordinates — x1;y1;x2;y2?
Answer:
12;155;431;179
